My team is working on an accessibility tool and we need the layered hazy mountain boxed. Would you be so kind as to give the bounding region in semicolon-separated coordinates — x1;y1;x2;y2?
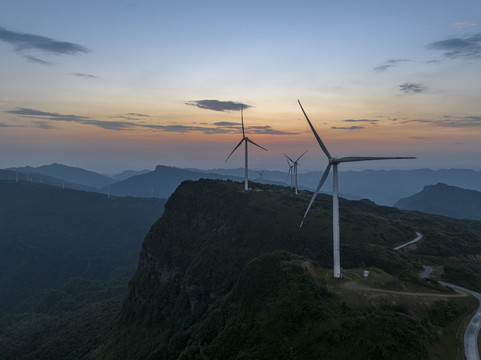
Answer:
0;180;165;313
395;183;481;220
9;163;115;189
5;163;481;206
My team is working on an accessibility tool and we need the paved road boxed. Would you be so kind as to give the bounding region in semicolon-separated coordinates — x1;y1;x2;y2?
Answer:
393;231;423;250
396;233;481;359
438;281;481;360
420;266;481;360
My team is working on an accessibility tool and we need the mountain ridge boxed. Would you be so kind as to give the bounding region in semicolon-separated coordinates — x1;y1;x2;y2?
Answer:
395;183;481;220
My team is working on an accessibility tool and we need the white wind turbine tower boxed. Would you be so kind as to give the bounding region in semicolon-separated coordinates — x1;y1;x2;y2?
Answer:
284;151;307;195
297;100;415;278
285;157;294;187
226;105;268;190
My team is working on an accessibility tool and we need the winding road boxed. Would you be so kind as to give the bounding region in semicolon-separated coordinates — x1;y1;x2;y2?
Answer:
395;237;481;360
393;231;423;250
439;280;481;360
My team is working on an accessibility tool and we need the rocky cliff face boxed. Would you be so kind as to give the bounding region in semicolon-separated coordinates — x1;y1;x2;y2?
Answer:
121;180;309;324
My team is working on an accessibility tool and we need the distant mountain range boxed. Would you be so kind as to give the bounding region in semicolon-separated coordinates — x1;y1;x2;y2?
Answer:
110;169;151;181
4;163;481;205
395;183;481;220
8;163;114;189
106;165;291;199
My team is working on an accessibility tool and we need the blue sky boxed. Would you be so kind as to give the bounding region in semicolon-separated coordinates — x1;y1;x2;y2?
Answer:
1;0;480;173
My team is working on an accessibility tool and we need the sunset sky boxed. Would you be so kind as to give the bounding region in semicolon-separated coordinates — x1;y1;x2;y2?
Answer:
1;0;480;173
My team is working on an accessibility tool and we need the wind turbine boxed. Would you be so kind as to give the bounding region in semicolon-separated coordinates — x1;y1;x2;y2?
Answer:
256;167;267;183
226;105;268;190
297;100;415;278
284;151;307;195
285;157;294;187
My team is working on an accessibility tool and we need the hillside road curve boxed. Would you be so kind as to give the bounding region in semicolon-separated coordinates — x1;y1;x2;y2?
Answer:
438;280;481;360
419;265;481;360
396;234;481;360
393;231;423;250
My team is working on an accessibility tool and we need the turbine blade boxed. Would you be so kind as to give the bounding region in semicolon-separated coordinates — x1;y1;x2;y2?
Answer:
295;150;308;163
247;138;268;151
285;157;293;168
226;138;245;161
241;105;245;138
336;156;416;163
299;163;332;229
287;167;292;182
297;100;332;160
284;154;295;163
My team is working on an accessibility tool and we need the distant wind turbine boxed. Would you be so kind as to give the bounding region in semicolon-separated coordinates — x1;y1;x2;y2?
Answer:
284;151;307;195
226;105;268;190
285;157;294;187
256;167;268;183
297;100;415;278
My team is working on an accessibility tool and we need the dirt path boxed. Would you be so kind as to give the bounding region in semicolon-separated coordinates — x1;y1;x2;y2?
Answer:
340;280;468;298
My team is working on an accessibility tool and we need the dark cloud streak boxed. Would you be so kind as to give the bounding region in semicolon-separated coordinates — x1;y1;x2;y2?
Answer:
24;55;52;65
406;116;481;127
213;121;239;127
343;119;379;124
374;58;410;72
428;33;481;59
0;26;89;56
399;83;427;94
186;99;251;112
72;73;96;79
6;107;297;134
331;126;365;130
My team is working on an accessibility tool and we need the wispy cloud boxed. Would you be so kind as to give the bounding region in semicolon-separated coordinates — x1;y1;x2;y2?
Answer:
406;116;481;127
0;26;89;55
374;58;410;72
31;121;55;129
6;107;297;134
126;113;149;117
7;108;134;130
454;21;477;28
186;99;251;112
399;83;427;94
428;32;481;59
111;113;151;121
343;119;379;125
247;125;298;135
213;121;239;127
72;73;96;79
331;126;365;130
409;136;429;139
24;55;53;65
0;121;24;128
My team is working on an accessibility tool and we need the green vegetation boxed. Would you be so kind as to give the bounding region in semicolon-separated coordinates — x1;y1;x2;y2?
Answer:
92;179;481;359
3;179;481;359
0;180;165;313
178;251;437;360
